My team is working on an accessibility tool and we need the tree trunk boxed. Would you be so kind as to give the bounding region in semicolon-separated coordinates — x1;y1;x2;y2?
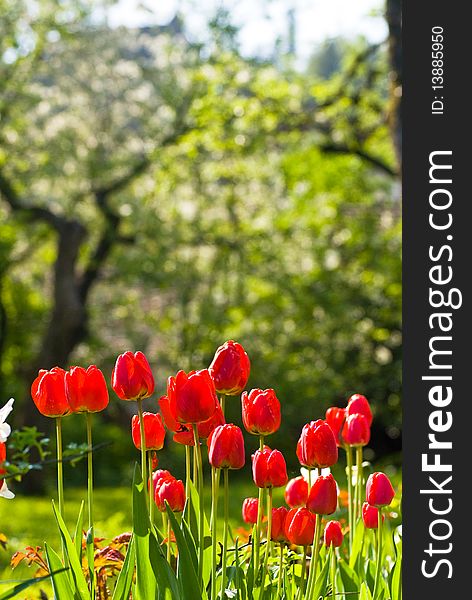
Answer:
386;0;402;173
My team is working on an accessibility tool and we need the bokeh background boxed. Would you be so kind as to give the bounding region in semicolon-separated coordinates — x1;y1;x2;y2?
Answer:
0;0;401;566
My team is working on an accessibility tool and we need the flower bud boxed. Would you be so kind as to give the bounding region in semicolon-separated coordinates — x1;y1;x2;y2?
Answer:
306;474;338;515
209;340;250;395
285;507;316;547
296;420;338;469
242;388;281;436
31;367;69;418
284;476;308;508
362;502;384;529
342;413;370;447
271;506;289;543
208;424;245;470
252;446;288;489
111;351;155;401
324;520;343;547
167;369;218;424
131;412;166;451
347;394;372;426
366;472;395;507
242;497;260;524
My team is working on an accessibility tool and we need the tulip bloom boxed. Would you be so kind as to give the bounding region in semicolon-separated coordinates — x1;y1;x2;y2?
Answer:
111;351;155;401
271;506;289;543
324;520;343;547
208;424;245;470
347;393;373;427
65;365;109;413
31;367;69;417
284;476;308;508
167;369;218;424
306;474;338;515
296;420;338;469
209;340;250;395
241;388;281;436
155;478;186;513
252;447;288;488
242;497;260;524
366;472;395;507
325;407;346;447
342;413;370;447
152;469;174;495
131;412;166;451
362;502;384;529
285;507;316;546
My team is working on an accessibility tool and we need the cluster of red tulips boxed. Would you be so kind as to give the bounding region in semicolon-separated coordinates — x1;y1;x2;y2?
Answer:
30;340;397;599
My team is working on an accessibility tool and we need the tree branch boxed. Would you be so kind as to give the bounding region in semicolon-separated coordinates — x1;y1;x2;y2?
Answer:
319;143;396;176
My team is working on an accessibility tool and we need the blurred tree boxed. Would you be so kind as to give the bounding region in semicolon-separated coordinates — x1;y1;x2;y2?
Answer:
0;0;400;486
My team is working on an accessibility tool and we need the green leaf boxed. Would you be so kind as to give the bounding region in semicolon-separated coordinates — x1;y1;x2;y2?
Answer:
112;536;136;600
360;581;373;600
0;571;66;600
73;500;84;564
338;558;360;594
390;538;402;600
86;527;95;600
52;501;90;600
349;519;365;570
312;551;331;599
44;543;75;600
166;502;207;600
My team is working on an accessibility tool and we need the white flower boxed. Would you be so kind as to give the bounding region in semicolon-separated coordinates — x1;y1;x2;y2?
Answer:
0;398;14;443
0;480;15;500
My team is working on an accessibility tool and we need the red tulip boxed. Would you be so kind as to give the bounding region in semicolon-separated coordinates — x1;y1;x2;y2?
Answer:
152;469;174;494
242;497;260;524
155;478;186;513
284;476;308;508
209;340;250;395
306;474;338;515
159;394;224;445
366;472;395;507
342;413;370;447
111;351;155;401
252;446;288;488
65;365;109;413
131;412;166;451
271;506;289;543
208;424;245;469
241;388;281;436
362;502;384;529
347;394;373;427
0;442;6;479
31;367;69;418
285;507;316;546
324;520;343;547
167;369;218;424
325;407;346;448
296;420;338;468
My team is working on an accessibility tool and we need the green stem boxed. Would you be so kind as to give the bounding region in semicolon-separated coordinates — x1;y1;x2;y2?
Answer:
254;435;265;578
307;467;312;493
220;468;229;600
86;413;94;533
220;394;226;417
277;543;284;597
346;445;353;554
55;417;65;562
305;513;322;600
297;546;307;600
167;515;172;563
148;451;154;526
193;440;198;488
330;546;336;599
211;467;219;600
186;445;191;497
263;487;273;585
373;508;383;598
356;446;364;518
137;400;147;503
193;423;205;587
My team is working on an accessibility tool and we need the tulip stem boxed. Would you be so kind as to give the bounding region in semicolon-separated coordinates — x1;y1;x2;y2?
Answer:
254;435;265;577
356;446;363;518
137;400;147;504
211;467;219;600
220;394;226;417
85;413;94;533
263;487;273;585
167;515;172;563
220;468;229;600
330;546;336;598
346;445;353;554
55;417;64;519
192;423;205;587
185;445;191;497
298;546;307;600
305;513;322;600
307;467;312;493
277;543;284;597
148;451;154;525
373;508;383;599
